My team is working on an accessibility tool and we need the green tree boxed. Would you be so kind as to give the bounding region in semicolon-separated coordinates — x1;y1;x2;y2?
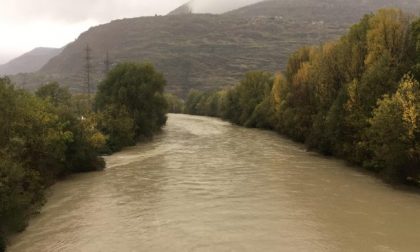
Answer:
164;93;184;113
236;71;273;127
185;90;202;115
365;8;412;69
0;78;67;247
0;155;43;251
35;84;105;174
368;75;420;182
35;82;71;106
411;18;420;80
182;9;420;185
96;63;168;140
97;105;135;152
220;88;241;123
0;77;108;250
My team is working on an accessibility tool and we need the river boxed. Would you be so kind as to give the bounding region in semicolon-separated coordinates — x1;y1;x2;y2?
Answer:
8;114;420;251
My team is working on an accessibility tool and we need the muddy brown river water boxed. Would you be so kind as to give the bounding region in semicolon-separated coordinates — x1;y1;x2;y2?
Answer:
9;114;420;251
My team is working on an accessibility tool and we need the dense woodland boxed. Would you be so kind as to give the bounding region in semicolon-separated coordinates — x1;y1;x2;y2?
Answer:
0;63;167;250
185;9;420;184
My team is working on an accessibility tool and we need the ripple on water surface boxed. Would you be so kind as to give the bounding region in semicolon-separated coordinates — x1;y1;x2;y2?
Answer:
9;114;420;252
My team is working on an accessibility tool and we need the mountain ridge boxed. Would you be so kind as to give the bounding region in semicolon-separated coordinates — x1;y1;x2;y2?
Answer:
0;47;62;76
10;0;420;97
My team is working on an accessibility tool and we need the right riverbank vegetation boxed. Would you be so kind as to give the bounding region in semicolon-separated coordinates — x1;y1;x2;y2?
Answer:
1;7;419;252
0;63;168;250
185;8;420;185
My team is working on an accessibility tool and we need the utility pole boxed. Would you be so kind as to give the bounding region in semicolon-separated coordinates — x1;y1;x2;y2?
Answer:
104;50;110;76
22;73;27;89
85;44;92;101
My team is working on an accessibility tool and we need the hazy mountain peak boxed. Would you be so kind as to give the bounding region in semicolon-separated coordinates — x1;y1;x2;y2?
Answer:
0;47;62;76
168;0;263;15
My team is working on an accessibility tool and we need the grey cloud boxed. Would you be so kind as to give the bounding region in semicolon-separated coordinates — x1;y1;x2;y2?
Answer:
189;0;262;14
3;0;264;23
3;0;187;22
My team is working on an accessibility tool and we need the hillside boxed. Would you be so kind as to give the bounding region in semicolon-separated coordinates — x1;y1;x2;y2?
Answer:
12;0;420;97
22;14;344;96
228;0;420;22
0;47;61;75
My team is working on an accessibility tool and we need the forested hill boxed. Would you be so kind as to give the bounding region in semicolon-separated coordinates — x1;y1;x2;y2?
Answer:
11;0;420;97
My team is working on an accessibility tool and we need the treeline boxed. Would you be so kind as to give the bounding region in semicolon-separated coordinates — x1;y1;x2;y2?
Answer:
185;8;420;184
0;62;167;251
164;93;184;114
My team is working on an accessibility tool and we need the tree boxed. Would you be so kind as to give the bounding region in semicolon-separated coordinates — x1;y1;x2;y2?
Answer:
0;77;109;250
220;88;241;123
85;44;92;101
35;82;71;106
164;93;184;114
0;78;68;247
340;14;371;80
368;75;420;182
0;155;43;251
365;8;411;69
35;84;106;174
97;105;135;152
181;9;420;185
411;18;420;80
250;73;287;129
185;90;202;115
95;62;168;141
236;71;273;127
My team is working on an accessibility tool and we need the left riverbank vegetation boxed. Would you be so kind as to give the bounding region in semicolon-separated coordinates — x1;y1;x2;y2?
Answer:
0;62;168;250
185;8;420;186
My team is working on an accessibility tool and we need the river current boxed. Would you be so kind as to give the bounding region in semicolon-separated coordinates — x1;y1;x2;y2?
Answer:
9;114;420;251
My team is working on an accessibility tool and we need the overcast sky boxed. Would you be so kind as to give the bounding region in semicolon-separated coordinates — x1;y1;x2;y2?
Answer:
0;0;262;64
0;0;189;64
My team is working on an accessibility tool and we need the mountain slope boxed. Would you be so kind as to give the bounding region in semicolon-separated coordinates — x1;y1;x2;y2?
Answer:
30;14;345;96
12;0;420;97
0;47;62;75
228;0;420;22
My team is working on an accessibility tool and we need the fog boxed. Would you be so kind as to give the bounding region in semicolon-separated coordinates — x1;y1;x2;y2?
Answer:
189;0;262;14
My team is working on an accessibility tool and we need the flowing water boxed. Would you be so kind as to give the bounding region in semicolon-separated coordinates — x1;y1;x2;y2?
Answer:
9;114;420;252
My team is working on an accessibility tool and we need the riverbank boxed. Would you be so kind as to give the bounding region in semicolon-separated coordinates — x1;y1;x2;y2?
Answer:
0;63;168;252
184;9;420;186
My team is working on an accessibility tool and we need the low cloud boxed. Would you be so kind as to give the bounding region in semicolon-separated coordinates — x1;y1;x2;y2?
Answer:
0;0;264;62
1;0;186;23
189;0;262;14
